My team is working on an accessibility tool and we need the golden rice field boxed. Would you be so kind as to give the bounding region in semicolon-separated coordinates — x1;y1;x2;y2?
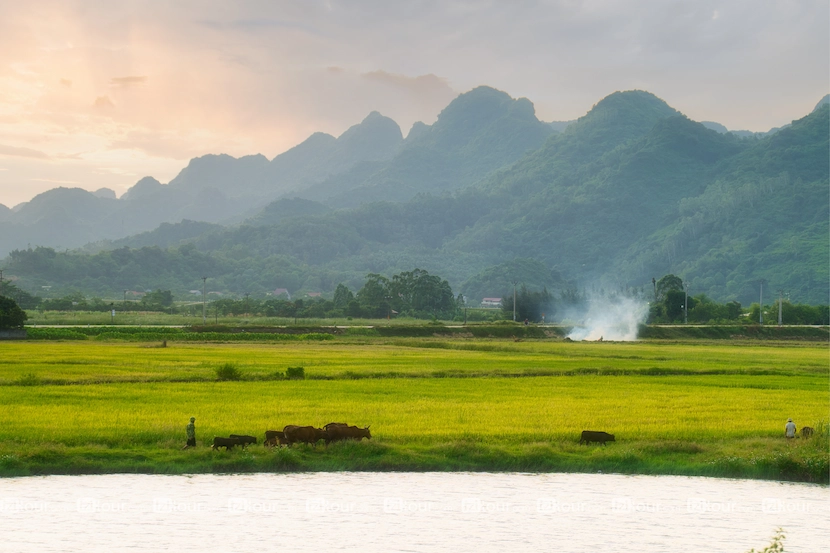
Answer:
1;339;827;383
0;338;827;481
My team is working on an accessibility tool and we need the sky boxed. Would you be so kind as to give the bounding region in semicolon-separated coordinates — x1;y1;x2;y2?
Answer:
0;0;827;207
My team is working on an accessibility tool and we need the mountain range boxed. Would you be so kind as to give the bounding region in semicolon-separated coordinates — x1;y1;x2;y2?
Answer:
2;87;827;306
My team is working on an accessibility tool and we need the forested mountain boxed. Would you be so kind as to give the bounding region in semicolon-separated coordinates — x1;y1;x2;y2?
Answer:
0;112;405;256
2;88;827;306
296;86;554;207
612;104;829;302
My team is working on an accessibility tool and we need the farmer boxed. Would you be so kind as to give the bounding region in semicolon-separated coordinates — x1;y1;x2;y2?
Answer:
785;418;797;439
183;417;196;449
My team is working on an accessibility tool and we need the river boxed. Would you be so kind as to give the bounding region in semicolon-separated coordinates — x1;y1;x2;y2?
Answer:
0;472;826;552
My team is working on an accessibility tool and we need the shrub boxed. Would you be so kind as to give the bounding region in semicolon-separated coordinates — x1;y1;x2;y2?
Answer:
746;528;785;553
286;366;305;380
16;373;41;386
0;296;27;329
215;363;242;381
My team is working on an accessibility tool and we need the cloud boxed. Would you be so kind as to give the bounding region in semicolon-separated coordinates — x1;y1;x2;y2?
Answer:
109;130;206;160
198;18;318;34
29;178;79;184
362;71;453;97
0;144;50;159
110;76;148;87
0;0;827;207
93;95;115;109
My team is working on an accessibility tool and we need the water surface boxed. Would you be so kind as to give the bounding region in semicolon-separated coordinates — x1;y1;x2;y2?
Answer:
0;472;826;552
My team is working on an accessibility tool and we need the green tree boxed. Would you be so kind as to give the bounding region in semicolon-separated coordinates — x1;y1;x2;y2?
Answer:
333;283;355;309
0;281;41;309
502;285;553;322
655;274;684;302
144;289;174;307
390;269;455;317
664;289;693;322
0;296;27;329
356;273;391;318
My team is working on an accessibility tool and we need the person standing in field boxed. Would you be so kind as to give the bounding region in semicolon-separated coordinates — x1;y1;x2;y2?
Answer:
184;417;196;449
785;418;797;439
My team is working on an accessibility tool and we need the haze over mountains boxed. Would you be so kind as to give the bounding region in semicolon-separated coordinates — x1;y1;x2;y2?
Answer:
2;87;827;305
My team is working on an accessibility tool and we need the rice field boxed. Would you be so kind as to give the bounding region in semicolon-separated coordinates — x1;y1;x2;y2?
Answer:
1;339;826;384
0;338;827;481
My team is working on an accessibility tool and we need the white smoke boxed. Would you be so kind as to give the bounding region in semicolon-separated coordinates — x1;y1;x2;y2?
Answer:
565;296;649;341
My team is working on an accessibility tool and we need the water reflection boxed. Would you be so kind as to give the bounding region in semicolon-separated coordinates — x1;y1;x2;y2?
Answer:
0;472;827;552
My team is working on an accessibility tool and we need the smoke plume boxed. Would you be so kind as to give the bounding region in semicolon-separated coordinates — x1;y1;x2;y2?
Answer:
564;296;648;341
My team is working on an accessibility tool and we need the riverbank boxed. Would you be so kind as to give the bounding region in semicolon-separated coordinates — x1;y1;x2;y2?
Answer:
1;436;827;483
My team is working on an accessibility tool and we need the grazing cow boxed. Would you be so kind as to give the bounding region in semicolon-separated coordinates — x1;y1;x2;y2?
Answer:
325;424;371;445
212;436;242;450
325;422;348;429
229;434;257;448
579;430;615;445
283;425;326;447
801;426;814;439
264;430;288;447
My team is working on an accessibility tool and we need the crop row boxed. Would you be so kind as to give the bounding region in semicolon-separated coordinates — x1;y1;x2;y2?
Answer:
25;328;334;342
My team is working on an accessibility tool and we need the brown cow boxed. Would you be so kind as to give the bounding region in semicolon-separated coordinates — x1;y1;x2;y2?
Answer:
801;426;814;439
264;430;288;447
283;425;326;447
229;434;257;448
325;424;371;445
212;436;242;450
579;430;615;445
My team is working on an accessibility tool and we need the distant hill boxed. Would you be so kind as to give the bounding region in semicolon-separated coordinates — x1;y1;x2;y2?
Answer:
612;104;829;302
297;86;554;207
246;197;331;227
2;90;827;306
92;188;116;199
547;120;575;133
85;220;225;252
161;111;404;201
0;112;405;257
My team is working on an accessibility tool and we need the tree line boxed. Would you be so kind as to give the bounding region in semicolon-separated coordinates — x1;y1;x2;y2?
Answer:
3;270;827;326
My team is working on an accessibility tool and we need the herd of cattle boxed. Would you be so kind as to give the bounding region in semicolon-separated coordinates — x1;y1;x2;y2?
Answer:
212;422;371;450
212;425;817;451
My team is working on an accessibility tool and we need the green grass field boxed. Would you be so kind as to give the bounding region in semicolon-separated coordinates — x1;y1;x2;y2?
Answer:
0;337;827;481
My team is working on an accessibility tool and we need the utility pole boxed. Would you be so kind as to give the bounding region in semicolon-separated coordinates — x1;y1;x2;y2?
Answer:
202;277;207;324
759;281;763;324
512;280;518;322
778;290;783;326
684;283;688;324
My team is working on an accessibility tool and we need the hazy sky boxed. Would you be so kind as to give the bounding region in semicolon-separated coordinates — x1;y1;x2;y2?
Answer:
0;0;827;207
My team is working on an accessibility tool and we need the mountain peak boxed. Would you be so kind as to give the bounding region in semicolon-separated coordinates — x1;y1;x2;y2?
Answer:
93;187;117;199
339;111;402;142
405;121;429;141
557;90;680;155
334;111;403;162
588;90;677;119
122;176;164;201
813;94;829;112
435;86;515;125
